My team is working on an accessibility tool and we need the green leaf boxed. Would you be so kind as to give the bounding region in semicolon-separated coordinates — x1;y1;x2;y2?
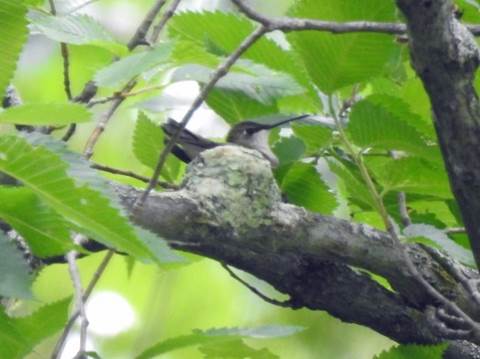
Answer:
207;89;278;124
273;136;305;166
136;326;304;359
348;99;432;158
168;11;318;106
281;162;337;214
0;1;28;95
0;134;151;259
368;90;434;139
327;158;376;210
367;157;453;199
0;187;73;257
374;344;447;359
292;123;333;154
403;224;475;266
0;297;71;359
132;112;177;182
0;103;91;126
199;339;277;359
28;10;126;55
287;0;398;93
171;60;304;105
95;43;174;87
0;232;32;299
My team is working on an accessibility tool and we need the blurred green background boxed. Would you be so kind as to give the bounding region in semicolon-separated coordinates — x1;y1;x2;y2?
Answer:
15;0;394;357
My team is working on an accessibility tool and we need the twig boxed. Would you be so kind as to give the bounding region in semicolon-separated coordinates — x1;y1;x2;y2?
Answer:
60;44;73;101
230;0;480;35
150;0;182;43
87;84;166;108
221;263;293;307
51;250;115;359
390;151;412;227
446;227;467;235
127;0;167;50
65;250;88;358
91;162;179;189
49;0;73;101
134;24;269;208
83;80;136;159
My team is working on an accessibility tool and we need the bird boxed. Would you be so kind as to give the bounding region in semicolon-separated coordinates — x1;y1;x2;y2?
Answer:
161;114;309;167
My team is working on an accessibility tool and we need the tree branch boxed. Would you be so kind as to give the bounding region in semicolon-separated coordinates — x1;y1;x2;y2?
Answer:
114;145;480;349
231;0;480;36
127;0;167;50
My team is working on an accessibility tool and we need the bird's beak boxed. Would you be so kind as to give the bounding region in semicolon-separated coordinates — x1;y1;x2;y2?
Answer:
263;114;310;131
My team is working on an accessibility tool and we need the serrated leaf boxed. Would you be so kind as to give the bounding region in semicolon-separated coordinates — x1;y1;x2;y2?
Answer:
0;1;28;95
348;99;432;157
168;11;317;105
281;162;337;214
287;0;398;93
200;339;277;359
292;123;332;154
95;43;174;87
374;344;447;359
0;232;32;299
207;89;278;124
0;134;151;259
137;326;304;359
367;92;435;139
0;103;91;126
171;60;304;105
0;297;71;359
0;187;73;257
403;224;475;266
367;157;453;199
132;112;177;182
28;10;126;55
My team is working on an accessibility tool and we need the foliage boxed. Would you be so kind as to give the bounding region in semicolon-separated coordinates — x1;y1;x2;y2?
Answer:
0;0;471;358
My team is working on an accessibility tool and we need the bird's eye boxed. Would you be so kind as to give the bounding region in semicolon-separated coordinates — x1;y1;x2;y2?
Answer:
245;128;254;135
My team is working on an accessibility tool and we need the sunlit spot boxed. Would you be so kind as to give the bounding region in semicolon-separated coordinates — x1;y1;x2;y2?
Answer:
86;291;136;336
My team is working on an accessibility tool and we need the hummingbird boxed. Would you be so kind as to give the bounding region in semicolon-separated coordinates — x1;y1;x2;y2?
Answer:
161;114;309;167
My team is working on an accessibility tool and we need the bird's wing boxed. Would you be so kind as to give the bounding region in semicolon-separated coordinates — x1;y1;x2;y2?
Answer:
162;119;220;163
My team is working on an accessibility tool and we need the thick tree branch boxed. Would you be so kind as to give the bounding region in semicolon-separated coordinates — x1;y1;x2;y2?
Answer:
111;145;480;353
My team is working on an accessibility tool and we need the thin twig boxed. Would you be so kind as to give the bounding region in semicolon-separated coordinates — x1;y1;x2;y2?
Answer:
230;0;480;35
66;250;88;358
390;151;412;227
49;0;73;101
134;24;269;209
91;163;178;189
83;80;136;159
87;84;166;108
128;0;167;50
60;43;73;101
51;250;115;359
221;263;293;307
446;227;467;235
150;0;182;43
